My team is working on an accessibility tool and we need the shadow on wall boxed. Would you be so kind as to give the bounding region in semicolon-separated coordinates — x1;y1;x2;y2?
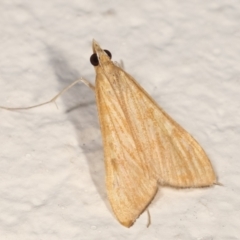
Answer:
45;45;109;210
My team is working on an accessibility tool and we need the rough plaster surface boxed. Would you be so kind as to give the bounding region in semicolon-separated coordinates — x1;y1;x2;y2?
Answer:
0;1;239;239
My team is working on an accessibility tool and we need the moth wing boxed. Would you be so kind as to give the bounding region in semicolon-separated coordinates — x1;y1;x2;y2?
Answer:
95;65;216;227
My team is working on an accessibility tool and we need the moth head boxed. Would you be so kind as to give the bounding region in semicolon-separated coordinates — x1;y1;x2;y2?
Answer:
90;39;112;67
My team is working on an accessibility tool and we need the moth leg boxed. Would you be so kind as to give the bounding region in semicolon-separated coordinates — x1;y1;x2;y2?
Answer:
0;78;94;111
119;60;125;69
215;182;223;186
146;209;151;228
114;60;125;70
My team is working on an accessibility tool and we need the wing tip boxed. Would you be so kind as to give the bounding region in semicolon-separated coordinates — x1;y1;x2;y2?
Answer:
120;220;134;228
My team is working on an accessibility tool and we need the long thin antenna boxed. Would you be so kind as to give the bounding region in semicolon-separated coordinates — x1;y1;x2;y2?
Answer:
0;78;95;111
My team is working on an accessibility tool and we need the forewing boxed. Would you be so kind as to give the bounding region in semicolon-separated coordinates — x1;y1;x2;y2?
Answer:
95;64;216;227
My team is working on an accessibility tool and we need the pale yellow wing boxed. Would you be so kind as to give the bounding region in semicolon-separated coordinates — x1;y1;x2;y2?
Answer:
93;40;216;227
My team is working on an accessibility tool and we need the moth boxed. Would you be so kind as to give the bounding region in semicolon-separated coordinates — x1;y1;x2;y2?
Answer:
1;40;217;228
90;40;216;227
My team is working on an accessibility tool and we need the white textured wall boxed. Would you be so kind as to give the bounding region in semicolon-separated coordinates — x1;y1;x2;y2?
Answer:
0;1;239;239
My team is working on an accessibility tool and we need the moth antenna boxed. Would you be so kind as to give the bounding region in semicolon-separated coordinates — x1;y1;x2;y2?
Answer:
80;78;95;91
0;78;94;111
54;101;59;109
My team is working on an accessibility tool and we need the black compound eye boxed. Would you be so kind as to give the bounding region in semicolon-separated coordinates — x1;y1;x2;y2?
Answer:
104;49;112;59
90;53;98;66
90;50;112;66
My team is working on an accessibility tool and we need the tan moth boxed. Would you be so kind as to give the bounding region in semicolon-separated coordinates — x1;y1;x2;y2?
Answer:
1;40;217;227
90;40;217;227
